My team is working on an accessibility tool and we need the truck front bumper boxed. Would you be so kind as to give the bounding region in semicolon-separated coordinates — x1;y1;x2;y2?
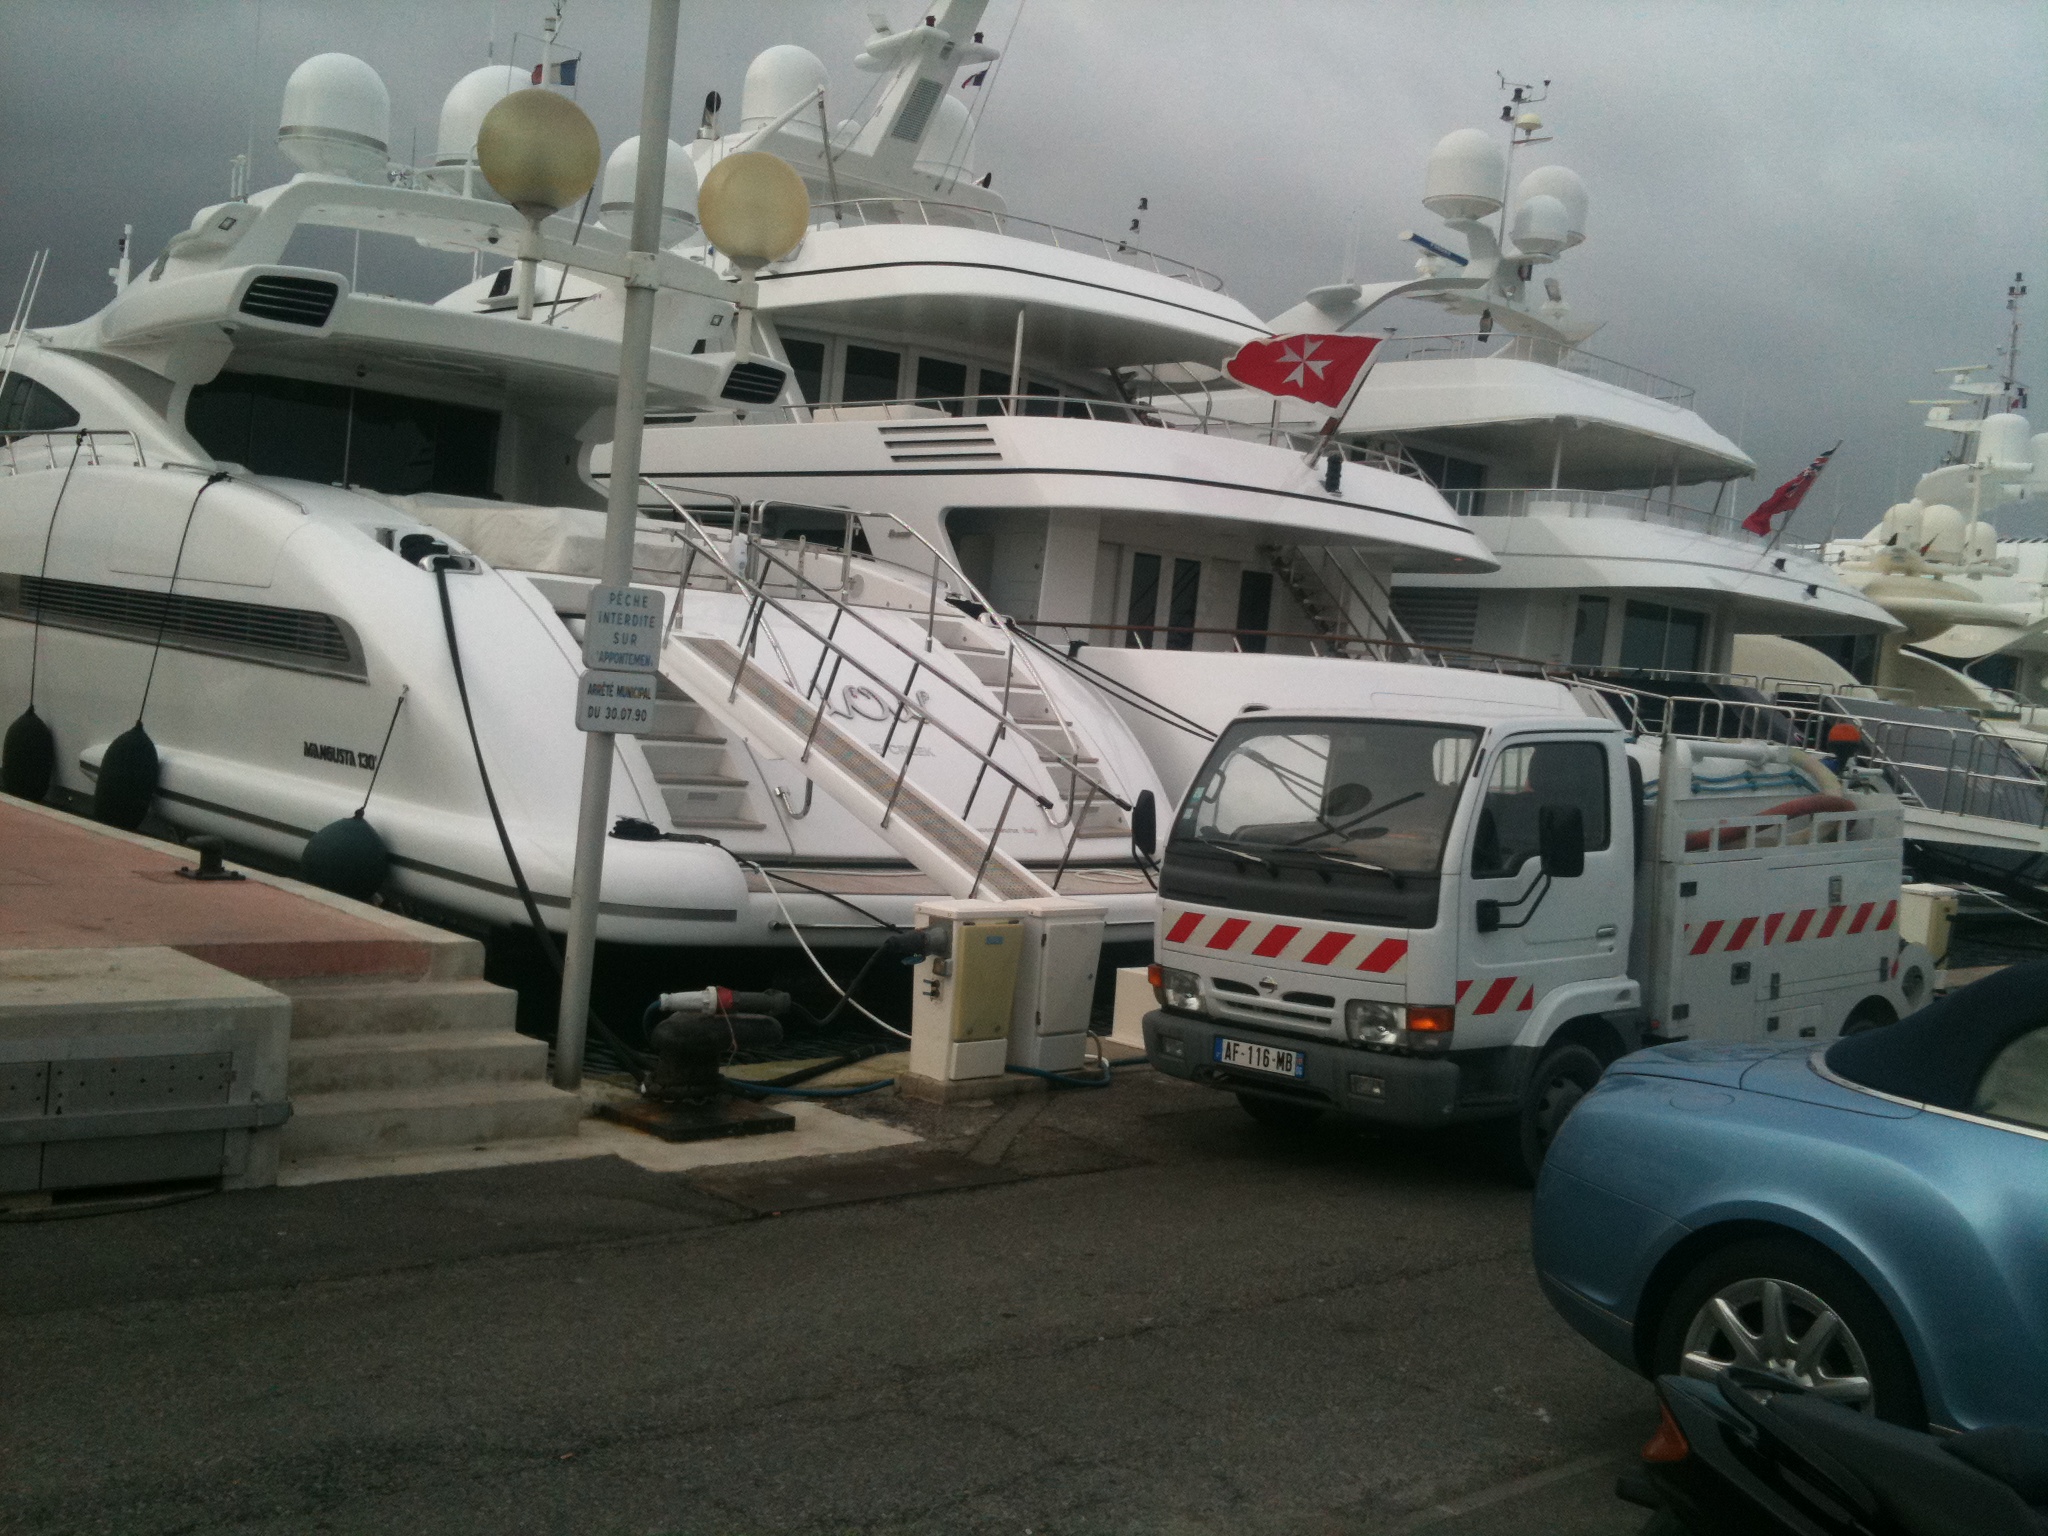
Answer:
1143;1009;1490;1129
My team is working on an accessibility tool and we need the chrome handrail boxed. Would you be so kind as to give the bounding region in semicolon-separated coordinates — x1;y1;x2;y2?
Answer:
1436;486;1729;532
0;428;148;477
1368;331;1697;407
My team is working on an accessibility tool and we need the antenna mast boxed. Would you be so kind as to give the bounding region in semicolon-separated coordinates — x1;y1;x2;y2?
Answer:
2003;271;2028;413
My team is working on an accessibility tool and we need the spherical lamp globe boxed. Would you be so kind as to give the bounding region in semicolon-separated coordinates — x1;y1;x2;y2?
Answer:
697;151;810;271
476;88;601;220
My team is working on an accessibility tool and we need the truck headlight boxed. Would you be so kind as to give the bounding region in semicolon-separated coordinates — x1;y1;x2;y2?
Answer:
1345;999;1403;1047
1345;1000;1455;1053
1150;964;1202;1013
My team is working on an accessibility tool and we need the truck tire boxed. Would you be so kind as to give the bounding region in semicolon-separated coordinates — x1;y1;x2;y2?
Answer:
1650;1235;1925;1428
1503;1043;1604;1185
1235;1092;1323;1133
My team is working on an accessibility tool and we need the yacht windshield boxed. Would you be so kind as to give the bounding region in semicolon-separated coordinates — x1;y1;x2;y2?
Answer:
1178;719;1477;874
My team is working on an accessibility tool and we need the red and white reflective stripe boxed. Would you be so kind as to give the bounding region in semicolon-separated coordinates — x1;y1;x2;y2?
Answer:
1456;975;1539;1016
1681;898;1902;955
1160;909;1409;973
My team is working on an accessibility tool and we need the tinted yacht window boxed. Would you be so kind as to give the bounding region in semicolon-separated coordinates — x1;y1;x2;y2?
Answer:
0;375;81;437
187;372;498;496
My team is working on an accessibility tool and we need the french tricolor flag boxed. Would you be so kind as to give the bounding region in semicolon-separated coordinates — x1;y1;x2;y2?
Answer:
531;57;579;87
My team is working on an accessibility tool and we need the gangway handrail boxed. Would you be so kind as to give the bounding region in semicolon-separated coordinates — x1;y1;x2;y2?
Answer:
639;480;1133;833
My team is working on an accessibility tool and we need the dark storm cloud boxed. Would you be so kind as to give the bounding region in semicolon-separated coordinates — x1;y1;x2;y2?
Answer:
2;1;2041;534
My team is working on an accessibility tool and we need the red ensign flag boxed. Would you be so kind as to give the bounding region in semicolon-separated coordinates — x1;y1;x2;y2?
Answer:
1224;333;1382;411
1742;442;1841;537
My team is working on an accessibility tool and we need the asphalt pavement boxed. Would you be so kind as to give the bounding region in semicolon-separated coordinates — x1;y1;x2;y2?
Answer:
2;1068;1654;1535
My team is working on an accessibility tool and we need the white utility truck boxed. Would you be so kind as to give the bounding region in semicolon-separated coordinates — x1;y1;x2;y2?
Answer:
1139;666;1933;1178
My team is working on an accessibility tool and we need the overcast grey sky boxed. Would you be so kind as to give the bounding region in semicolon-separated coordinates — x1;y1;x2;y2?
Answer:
3;1;2042;535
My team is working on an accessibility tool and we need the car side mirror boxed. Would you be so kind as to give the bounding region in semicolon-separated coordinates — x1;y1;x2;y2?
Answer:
1539;803;1586;879
1131;789;1157;860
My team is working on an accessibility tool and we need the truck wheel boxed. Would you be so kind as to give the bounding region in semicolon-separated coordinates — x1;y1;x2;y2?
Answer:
1503;1043;1604;1185
1650;1235;1925;1428
1235;1092;1323;1133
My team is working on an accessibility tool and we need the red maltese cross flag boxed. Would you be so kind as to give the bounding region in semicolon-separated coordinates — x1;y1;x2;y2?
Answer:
1224;333;1382;411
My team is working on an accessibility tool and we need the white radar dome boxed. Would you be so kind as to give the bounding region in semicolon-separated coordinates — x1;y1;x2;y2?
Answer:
1978;412;2033;469
1919;503;1968;563
279;53;391;182
1880;500;1925;549
601;137;698;243
913;93;973;182
741;45;829;131
2032;434;2048;487
1966;520;2000;565
435;65;529;184
1422;129;1506;222
1515;165;1588;247
1510;193;1570;257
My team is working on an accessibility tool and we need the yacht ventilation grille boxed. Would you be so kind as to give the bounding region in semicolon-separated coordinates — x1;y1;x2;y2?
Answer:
1388;589;1480;651
877;420;1002;465
238;275;340;328
719;362;788;405
0;574;367;681
889;78;946;143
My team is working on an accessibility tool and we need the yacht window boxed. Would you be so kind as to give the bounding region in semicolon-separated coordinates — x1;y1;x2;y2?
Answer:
0;375;81;437
1022;379;1059;418
187;372;499;497
1408;449;1486;515
1165;557;1200;650
1235;570;1273;654
1620;600;1706;674
841;344;902;403
1125;552;1160;649
975;366;1011;415
1570;596;1609;667
781;337;826;405
913;356;968;415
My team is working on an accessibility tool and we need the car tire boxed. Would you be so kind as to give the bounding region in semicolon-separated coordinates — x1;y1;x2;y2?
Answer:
1501;1043;1605;1186
1651;1235;1925;1428
1235;1092;1323;1133
1841;998;1898;1035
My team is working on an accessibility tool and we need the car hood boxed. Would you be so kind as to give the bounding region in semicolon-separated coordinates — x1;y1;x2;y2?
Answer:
1609;1041;1919;1118
1608;1040;1789;1089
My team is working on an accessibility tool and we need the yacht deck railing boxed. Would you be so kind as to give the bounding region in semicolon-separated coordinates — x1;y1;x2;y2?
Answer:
1437;485;1730;533
806;198;1226;291
0;429;148;476
1370;332;1698;408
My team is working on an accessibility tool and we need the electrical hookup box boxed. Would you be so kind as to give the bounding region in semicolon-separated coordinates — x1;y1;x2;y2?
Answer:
907;897;1109;1084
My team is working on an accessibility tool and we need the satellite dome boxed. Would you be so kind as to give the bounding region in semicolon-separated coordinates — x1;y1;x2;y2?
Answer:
1509;193;1570;257
600;137;698;243
741;45;828;132
1920;503;1968;562
435;65;529;182
1515;165;1588;247
1966;520;2000;565
1978;412;2032;469
278;53;390;182
913;93;973;181
1422;129;1506;222
1880;500;1925;549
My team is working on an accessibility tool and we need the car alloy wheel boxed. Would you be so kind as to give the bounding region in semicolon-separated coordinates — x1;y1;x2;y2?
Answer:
1680;1276;1874;1411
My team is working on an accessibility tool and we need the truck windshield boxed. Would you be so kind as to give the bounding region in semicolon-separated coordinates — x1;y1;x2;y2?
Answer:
1162;718;1478;929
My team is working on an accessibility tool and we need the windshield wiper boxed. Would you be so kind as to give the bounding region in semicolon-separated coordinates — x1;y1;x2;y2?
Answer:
1278;790;1427;849
1192;835;1282;874
1297;848;1407;886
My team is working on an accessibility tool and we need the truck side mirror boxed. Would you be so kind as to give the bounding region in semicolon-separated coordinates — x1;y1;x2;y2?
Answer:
1539;804;1586;879
1131;789;1157;860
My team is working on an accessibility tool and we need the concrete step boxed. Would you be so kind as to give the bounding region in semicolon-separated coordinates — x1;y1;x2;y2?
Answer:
276;977;517;1040
641;737;731;777
279;1081;584;1162
287;1029;550;1095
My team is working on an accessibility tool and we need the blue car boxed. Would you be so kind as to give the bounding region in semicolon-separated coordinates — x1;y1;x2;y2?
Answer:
1533;958;2048;1432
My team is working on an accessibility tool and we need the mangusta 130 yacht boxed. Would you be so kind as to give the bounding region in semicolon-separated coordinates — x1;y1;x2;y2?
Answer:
0;13;1495;950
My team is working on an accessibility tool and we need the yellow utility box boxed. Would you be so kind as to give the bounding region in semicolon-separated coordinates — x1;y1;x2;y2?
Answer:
909;900;1026;1084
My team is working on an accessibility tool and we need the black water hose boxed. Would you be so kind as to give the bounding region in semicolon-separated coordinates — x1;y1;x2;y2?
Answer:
433;562;653;1074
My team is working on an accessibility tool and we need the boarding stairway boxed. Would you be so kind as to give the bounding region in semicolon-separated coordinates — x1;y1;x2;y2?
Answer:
1262;543;1423;659
641;486;1139;899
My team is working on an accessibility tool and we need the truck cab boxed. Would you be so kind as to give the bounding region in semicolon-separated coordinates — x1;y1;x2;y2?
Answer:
1141;675;1930;1179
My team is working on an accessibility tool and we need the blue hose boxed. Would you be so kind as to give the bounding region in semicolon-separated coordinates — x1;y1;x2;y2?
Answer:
1007;1060;1114;1088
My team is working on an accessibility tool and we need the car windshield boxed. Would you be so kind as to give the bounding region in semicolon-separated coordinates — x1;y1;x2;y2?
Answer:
1176;718;1478;877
